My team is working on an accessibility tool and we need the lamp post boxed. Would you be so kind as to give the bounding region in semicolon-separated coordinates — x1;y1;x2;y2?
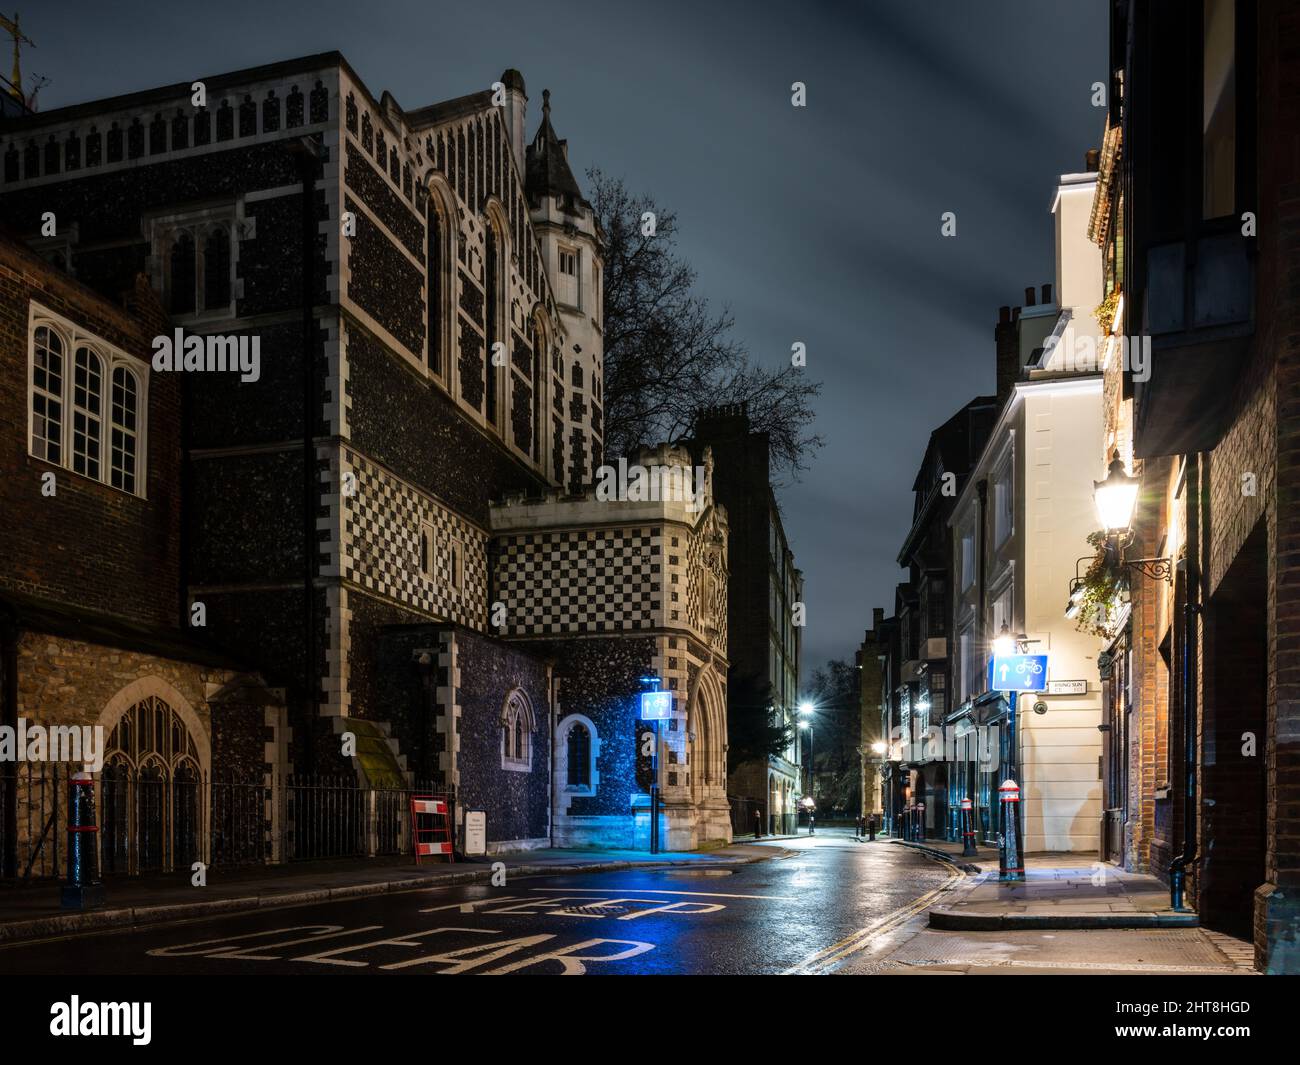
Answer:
798;702;815;810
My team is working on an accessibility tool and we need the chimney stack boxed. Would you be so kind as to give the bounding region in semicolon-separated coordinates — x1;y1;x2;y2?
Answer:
1024;286;1037;307
1085;148;1100;172
1041;283;1052;305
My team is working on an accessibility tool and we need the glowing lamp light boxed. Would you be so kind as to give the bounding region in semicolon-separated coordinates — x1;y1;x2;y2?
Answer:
798;702;814;718
1094;450;1140;533
871;741;887;755
992;623;1016;658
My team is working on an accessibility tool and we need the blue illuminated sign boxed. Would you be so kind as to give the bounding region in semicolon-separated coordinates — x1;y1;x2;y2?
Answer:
987;654;1049;693
639;690;674;720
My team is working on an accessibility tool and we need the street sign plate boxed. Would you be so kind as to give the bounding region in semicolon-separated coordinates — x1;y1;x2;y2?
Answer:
464;811;486;856
1048;679;1088;695
639;690;674;720
987;654;1049;692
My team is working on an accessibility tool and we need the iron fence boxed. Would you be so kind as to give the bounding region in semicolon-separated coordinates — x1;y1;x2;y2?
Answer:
0;761;452;882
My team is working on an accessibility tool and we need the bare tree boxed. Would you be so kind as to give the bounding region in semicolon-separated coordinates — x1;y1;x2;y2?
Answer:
587;168;823;478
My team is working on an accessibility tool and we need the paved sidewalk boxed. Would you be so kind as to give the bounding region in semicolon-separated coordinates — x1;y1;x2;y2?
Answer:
889;837;1197;929
0;842;783;945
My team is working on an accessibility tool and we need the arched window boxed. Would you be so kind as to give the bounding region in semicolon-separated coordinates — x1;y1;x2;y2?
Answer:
31;325;64;463
485;222;501;427
567;723;591;787
28;308;150;496
71;346;103;480
110;367;139;493
204;226;231;310
427;200;443;377
101;694;202;875
169;231;196;314
501;689;533;772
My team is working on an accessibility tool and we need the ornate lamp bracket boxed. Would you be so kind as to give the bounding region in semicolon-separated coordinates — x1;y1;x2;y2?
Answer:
1123;555;1174;584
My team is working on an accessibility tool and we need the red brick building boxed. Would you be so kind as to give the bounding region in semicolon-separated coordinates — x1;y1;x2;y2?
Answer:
1089;0;1298;971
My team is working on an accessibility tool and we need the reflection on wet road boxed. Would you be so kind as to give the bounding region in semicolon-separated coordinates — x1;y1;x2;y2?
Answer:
0;830;958;975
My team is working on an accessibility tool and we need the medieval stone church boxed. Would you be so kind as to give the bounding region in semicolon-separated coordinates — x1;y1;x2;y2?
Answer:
0;52;731;874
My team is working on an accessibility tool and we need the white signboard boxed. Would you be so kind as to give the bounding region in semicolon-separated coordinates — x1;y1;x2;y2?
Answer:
1047;679;1088;695
464;811;486;856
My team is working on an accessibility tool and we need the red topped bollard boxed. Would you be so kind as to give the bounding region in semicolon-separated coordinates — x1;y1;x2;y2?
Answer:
960;796;978;857
998;779;1024;882
62;771;106;910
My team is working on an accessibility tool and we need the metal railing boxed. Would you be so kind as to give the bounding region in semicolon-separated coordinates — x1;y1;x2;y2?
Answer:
1;762;452;881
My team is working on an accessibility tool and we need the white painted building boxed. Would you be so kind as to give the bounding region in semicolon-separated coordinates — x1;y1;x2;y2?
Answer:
946;171;1106;854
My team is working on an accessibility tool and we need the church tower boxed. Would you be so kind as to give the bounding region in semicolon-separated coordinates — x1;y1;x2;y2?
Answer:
526;89;604;490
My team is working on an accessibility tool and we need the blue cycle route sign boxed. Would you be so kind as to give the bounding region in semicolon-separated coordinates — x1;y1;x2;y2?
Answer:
987;654;1049;693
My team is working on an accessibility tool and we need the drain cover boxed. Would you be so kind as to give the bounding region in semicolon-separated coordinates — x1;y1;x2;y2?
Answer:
554;904;630;917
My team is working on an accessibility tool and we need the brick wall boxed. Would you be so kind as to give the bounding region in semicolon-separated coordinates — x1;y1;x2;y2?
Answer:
0;236;182;629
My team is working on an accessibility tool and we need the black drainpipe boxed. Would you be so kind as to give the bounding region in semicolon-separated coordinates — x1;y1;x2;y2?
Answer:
1170;453;1202;910
1;603;18;878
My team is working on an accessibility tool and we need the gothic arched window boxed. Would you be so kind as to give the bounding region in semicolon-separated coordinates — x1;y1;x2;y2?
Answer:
101;694;202;875
204;226;231;310
485;222;501;427
501;690;533;772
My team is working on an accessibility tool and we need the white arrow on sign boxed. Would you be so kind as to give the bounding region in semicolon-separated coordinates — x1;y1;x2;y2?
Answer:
1000;664;1009;684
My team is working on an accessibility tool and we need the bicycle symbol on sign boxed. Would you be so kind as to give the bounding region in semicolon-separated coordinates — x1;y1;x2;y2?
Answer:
1015;659;1044;676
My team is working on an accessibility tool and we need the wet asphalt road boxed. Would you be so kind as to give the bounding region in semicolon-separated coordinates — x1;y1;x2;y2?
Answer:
0;830;958;975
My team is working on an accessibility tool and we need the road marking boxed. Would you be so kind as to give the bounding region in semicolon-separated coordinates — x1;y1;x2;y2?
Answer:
784;866;964;975
528;887;796;901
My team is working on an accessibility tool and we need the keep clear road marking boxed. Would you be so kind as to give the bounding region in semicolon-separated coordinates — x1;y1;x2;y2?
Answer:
783;862;965;975
527;887;797;901
147;923;655;974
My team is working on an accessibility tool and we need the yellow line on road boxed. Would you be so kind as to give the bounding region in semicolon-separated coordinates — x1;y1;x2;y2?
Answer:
784;865;964;975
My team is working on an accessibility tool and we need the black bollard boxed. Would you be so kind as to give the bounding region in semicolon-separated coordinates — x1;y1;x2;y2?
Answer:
62;771;106;910
960;796;978;857
868;815;877;842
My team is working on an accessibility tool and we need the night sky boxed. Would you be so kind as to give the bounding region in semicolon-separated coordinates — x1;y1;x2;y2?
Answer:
23;0;1107;679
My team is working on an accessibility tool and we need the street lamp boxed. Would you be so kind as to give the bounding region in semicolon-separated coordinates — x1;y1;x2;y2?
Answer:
1093;450;1140;532
1091;450;1173;584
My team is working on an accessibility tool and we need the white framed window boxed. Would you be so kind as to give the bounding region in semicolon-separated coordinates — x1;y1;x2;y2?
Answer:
958;626;977;702
28;304;149;497
991;585;1014;647
501;689;535;772
991;439;1015;548
145;203;251;320
557;245;580;308
959;528;976;592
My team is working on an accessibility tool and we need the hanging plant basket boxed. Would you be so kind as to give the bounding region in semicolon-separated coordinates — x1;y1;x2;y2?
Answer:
1074;530;1126;638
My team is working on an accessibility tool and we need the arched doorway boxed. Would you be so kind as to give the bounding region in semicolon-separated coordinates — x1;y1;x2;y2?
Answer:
100;693;203;875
